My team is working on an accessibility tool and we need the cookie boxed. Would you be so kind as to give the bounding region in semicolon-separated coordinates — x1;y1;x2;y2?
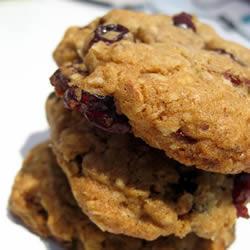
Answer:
9;142;234;250
54;10;249;67
50;10;250;174
46;94;236;241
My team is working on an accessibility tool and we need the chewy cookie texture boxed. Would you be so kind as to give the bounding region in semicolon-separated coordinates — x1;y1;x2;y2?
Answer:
9;142;234;250
51;9;250;174
46;94;236;242
9;9;250;250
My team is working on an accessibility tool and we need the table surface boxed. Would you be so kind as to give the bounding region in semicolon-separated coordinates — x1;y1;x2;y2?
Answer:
0;1;249;249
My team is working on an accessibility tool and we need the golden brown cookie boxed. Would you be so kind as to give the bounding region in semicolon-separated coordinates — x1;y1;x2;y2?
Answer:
9;142;234;250
51;10;250;174
54;10;250;67
46;94;236;242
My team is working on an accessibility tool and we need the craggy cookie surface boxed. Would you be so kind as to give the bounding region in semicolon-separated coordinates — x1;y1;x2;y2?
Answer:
54;10;250;67
46;94;236;241
9;142;234;250
51;9;250;174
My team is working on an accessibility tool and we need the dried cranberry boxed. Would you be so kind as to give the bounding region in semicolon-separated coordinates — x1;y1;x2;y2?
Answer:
224;73;242;86
173;12;196;32
79;91;130;133
233;174;250;218
175;129;197;144
235;204;249;219
63;87;131;134
89;24;129;48
224;72;250;87
50;69;70;96
50;68;131;134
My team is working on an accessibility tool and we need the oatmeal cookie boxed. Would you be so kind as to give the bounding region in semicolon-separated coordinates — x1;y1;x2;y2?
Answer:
54;10;250;67
9;142;234;250
51;10;250;174
46;94;236;241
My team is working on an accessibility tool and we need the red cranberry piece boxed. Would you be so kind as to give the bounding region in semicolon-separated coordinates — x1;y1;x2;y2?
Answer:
173;12;196;32
224;73;242;86
175;129;197;144
235;204;249;219
50;69;131;134
79;91;130;133
224;72;250;87
63;88;131;134
89;24;129;48
233;174;250;218
50;69;70;96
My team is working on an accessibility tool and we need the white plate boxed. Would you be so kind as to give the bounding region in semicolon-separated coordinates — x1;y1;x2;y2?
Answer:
0;1;249;249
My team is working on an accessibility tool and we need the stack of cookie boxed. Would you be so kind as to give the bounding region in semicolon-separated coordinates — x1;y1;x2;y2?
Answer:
10;10;250;250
